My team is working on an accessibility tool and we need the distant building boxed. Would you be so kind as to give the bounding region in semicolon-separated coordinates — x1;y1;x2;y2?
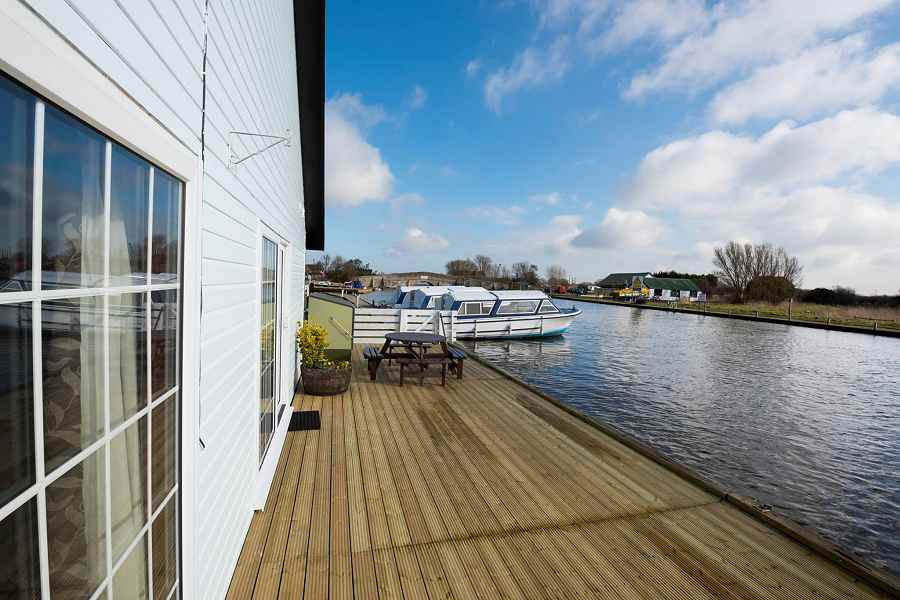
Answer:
596;272;705;302
596;272;653;296
645;277;705;302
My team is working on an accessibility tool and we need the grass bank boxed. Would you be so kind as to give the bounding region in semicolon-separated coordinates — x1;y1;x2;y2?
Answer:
553;295;900;334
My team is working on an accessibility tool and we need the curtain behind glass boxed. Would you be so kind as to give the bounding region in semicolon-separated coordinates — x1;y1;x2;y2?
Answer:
42;107;105;290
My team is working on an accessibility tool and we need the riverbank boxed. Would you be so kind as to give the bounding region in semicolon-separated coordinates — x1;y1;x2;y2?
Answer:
553;295;900;337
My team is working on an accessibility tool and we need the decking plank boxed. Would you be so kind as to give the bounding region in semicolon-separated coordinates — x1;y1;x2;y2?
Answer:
222;346;892;600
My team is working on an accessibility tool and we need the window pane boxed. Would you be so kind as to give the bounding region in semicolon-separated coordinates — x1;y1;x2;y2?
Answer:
111;416;148;563
113;533;149;600
42;296;104;472
151;499;177;600
0;302;35;505
47;446;106;600
151;395;176;511
151;290;177;400
151;170;180;284
42;106;105;290
0;77;34;293
110;293;148;427
0;498;41;597
110;145;149;286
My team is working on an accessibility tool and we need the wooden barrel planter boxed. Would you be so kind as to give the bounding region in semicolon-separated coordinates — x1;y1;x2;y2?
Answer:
301;365;351;395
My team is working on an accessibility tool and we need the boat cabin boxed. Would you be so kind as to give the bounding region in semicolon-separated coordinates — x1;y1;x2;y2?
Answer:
441;289;561;317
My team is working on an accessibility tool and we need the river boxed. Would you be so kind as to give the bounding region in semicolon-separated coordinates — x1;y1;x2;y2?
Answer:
463;299;900;578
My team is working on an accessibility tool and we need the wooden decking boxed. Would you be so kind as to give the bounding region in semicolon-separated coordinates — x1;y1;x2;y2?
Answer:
226;346;892;599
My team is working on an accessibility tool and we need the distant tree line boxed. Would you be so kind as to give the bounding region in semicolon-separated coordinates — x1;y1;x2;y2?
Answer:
307;254;376;283
800;286;900;308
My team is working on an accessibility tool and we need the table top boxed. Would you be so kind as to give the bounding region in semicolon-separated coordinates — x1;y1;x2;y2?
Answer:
385;331;446;344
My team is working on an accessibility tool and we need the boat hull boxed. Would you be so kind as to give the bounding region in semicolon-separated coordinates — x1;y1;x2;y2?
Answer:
452;309;581;340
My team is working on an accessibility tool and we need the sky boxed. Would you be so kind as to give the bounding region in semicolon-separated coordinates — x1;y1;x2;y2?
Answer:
320;0;900;294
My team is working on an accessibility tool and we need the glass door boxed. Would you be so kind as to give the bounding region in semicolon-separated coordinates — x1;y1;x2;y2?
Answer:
258;237;284;465
0;73;182;600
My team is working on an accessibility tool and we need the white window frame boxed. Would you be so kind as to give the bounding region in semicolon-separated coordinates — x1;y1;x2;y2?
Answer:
0;5;201;598
459;300;493;316
538;300;560;314
496;299;540;315
254;221;292;510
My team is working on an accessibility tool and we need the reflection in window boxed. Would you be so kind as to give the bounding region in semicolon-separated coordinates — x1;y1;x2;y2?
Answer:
47;446;106;600
113;534;149;600
42;296;105;473
0;498;41;596
151;289;177;399
152;500;177;600
0;76;34;292
0;302;35;505
111;146;149;286
151;395;176;511
110;417;147;563
42;106;105;290
151;170;180;284
110;293;147;427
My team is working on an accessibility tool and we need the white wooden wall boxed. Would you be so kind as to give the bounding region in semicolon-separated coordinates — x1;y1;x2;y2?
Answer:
21;1;305;598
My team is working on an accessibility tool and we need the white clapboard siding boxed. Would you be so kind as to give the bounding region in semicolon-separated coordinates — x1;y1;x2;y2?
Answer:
20;1;306;599
353;308;457;344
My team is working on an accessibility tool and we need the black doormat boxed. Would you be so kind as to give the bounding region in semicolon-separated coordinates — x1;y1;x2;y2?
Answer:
289;410;321;431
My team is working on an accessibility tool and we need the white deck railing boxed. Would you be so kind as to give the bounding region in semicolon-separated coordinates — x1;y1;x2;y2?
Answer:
352;308;457;344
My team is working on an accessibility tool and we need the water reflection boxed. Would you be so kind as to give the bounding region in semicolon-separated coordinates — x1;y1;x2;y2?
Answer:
467;300;900;576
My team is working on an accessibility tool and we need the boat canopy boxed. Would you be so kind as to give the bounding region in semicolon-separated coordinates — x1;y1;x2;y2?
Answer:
441;288;550;303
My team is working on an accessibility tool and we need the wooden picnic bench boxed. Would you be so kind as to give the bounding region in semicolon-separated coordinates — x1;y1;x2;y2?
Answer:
364;332;467;386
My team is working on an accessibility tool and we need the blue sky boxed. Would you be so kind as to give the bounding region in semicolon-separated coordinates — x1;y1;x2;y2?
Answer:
320;1;900;294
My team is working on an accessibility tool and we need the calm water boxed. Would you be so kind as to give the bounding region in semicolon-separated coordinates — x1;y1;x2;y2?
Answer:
464;300;900;577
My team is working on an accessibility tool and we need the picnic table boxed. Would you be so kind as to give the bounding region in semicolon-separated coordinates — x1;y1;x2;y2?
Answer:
364;332;466;385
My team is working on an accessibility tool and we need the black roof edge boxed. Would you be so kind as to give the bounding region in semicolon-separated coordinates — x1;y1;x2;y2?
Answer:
294;0;325;251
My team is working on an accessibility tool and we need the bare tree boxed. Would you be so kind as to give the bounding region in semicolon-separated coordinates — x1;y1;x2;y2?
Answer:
446;258;477;276
545;264;567;287
473;254;493;277
713;241;803;301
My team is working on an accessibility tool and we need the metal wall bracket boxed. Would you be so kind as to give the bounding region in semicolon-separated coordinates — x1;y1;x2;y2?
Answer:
228;129;291;168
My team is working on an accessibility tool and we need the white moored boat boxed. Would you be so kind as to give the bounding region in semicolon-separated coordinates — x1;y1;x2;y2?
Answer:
440;288;581;339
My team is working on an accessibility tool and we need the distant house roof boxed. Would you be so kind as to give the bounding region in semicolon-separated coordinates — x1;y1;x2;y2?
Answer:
597;272;652;287
643;277;700;292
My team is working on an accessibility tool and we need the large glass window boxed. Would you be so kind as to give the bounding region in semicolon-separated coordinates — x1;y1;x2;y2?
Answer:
0;73;182;600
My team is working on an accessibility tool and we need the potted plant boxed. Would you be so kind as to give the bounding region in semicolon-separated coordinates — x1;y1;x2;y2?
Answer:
297;322;351;395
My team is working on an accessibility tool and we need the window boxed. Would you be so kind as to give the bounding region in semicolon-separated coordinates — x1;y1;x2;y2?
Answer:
459;301;493;316
497;299;540;315
0;73;181;600
259;237;279;464
538;300;559;314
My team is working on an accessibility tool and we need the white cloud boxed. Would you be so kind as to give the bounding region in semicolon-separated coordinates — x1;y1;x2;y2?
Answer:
529;192;561;206
484;36;570;112
627;108;900;214
710;35;900;124
386;227;449;256
465;205;527;226
409;84;428;110
625;0;894;98
529;214;585;254
617;108;900;290
390;193;425;211
591;0;707;53
573;208;665;248
465;59;482;79
325;94;394;207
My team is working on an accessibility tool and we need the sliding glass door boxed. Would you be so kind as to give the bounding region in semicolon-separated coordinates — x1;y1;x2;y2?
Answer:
258;236;284;465
0;73;181;600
